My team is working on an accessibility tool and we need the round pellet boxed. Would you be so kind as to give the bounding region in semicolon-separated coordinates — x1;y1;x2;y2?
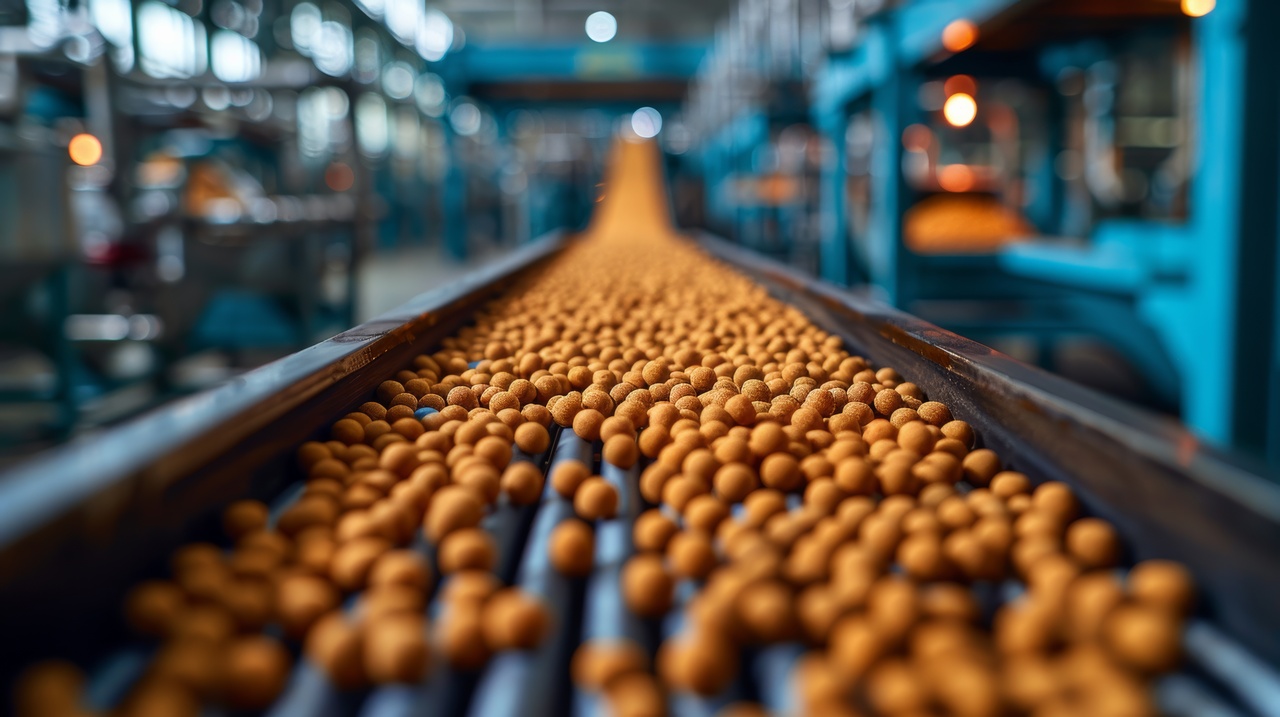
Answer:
551;460;591;499
574;477;619;520
1128;559;1195;615
221;636;290;709
549;519;595;577
571;639;649;691
423;486;485;543
305;612;366;690
482;589;551;651
622;554;675;617
276;573;340;640
438;528;497;574
364;615;430;684
500;461;545;505
513;422;551;454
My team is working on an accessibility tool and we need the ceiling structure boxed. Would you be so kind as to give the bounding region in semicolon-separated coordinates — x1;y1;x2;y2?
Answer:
435;0;734;43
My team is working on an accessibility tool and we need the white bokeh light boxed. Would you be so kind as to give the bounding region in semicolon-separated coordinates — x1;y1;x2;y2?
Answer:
450;101;481;137
385;0;419;44
381;62;414;100
415;9;453;62
138;1;207;78
313;20;353;76
585;11;617;43
356;93;389;156
211;30;263;82
290;3;321;54
89;0;133;48
630;107;662;138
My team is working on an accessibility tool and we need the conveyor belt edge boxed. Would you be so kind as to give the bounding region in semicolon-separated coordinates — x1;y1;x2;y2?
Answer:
696;230;1280;672
0;232;568;676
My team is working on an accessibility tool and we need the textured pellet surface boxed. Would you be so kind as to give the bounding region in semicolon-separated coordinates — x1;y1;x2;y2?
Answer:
10;141;1198;717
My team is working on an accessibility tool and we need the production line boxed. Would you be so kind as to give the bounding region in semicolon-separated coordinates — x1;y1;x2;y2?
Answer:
1;140;1279;717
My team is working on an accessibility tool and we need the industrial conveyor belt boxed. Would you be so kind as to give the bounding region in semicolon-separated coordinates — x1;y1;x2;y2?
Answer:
1;140;1279;717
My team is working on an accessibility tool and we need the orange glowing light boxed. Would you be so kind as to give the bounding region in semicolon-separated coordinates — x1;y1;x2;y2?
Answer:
938;165;976;192
941;19;978;53
902;123;933;152
1181;0;1215;17
325;162;355;192
68;133;103;166
943;93;978;128
944;75;977;98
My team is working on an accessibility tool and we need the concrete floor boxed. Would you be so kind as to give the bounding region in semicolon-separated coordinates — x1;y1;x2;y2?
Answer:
356;243;507;322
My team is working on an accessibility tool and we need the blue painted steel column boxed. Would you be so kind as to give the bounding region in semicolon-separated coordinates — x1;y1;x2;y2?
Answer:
1175;0;1251;445
1226;0;1280;461
867;19;908;305
817;110;850;286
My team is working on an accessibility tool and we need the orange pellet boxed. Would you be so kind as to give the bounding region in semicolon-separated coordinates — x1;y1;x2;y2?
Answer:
18;150;1201;717
549;519;595;577
500;461;545;505
551;460;591;499
514;422;551;454
574;477;619;521
602;434;640;468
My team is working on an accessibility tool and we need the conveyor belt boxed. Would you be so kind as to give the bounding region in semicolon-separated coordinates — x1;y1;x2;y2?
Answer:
2;140;1280;717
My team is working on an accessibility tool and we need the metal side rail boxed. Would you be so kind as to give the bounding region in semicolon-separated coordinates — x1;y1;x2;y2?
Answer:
0;232;568;679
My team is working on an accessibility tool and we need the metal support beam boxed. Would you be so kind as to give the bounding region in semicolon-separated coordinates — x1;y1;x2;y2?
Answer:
866;13;910;305
1170;0;1264;447
458;42;705;83
1230;0;1280;460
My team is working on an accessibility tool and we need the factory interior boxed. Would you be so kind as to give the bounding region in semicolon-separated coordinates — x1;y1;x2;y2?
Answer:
3;0;1280;715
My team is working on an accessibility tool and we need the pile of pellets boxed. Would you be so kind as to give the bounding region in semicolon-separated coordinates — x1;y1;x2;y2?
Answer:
14;229;1194;717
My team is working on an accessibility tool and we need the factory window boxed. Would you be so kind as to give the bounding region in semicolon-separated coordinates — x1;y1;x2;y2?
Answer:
312;20;353;76
137;1;207;79
352;0;382;20
211;30;262;83
88;0;131;49
355;92;389;158
384;0;416;45
415;8;452;62
298;86;349;162
23;0;63;47
289;2;321;55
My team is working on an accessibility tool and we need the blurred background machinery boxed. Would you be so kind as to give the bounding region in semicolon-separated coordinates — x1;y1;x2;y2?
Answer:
1;0;1278;474
0;0;714;450
677;0;1280;471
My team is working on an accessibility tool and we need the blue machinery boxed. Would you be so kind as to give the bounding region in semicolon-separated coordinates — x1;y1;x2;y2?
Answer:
6;0;1278;468
686;0;1280;469
0;0;703;439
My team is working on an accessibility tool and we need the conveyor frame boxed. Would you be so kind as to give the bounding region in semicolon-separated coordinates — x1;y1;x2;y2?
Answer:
0;233;566;676
0;229;1277;713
